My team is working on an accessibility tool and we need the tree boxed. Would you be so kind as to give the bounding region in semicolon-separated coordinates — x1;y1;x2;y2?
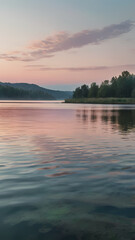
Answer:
121;71;130;78
110;77;117;97
88;83;99;98
98;80;110;98
73;87;82;98
116;71;134;97
81;84;89;98
72;71;135;99
132;88;135;98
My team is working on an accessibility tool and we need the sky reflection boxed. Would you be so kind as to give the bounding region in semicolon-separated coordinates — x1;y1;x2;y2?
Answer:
0;102;135;240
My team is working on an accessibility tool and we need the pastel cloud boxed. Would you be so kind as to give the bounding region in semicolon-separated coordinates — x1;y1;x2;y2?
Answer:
26;65;108;71
26;64;135;72
0;20;134;62
30;20;134;51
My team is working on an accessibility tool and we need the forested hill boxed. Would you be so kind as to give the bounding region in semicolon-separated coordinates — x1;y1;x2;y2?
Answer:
0;82;73;100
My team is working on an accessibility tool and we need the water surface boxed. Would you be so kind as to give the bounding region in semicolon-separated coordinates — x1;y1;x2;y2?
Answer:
0;101;135;240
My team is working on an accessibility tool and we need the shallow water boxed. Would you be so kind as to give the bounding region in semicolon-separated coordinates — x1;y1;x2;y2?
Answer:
0;101;135;240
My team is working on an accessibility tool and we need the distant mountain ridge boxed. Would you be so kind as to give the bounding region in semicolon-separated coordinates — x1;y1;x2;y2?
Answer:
0;82;73;100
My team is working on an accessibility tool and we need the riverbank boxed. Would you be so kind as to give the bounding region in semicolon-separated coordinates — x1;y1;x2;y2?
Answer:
65;98;135;104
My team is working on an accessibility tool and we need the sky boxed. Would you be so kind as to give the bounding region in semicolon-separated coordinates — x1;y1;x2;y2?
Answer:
0;0;135;90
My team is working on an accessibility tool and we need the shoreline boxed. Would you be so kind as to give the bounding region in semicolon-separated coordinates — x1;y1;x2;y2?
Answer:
65;98;135;104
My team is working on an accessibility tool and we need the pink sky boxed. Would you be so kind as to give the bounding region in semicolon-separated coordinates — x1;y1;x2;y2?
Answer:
1;1;135;90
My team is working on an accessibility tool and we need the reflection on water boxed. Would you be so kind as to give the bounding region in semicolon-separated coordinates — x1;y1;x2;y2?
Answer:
0;101;135;240
76;108;135;133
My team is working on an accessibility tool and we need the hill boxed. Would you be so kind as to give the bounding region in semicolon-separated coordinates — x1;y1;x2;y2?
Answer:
0;82;73;100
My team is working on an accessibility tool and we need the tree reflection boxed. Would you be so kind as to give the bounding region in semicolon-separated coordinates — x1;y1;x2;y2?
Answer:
76;108;135;133
76;109;89;124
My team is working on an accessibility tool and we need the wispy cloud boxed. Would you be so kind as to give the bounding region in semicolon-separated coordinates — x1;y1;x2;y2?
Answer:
0;20;134;62
25;65;108;71
25;64;135;72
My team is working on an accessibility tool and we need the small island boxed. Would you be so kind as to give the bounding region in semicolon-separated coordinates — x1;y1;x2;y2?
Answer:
65;71;135;104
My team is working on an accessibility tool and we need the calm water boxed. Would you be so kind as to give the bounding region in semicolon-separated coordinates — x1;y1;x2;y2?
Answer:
0;101;135;240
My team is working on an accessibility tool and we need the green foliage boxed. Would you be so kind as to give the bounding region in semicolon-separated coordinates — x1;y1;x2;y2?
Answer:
0;82;73;100
88;83;99;97
81;84;89;98
0;85;53;100
98;80;110;98
73;84;89;98
73;71;135;99
73;87;82;98
131;88;135;98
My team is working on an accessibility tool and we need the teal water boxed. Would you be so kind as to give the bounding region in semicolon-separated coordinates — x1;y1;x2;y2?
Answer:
0;101;135;240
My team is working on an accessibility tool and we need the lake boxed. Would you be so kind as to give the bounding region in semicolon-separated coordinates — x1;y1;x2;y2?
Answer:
0;101;135;240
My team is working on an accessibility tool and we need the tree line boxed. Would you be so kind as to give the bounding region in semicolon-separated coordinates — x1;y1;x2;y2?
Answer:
0;85;54;100
73;71;135;98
